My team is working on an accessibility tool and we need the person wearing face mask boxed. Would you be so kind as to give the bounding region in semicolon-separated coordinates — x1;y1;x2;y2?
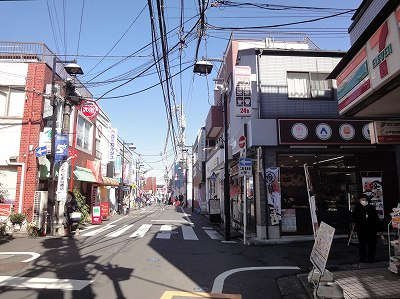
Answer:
352;194;381;263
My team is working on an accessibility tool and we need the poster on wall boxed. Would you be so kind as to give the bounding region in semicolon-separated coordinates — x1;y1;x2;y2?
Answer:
281;209;297;232
265;167;281;225
304;165;319;237
361;175;384;219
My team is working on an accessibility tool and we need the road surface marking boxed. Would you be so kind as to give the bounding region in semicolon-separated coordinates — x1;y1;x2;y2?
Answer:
181;225;198;240
81;224;115;237
129;224;152;238
0;252;40;262
211;266;301;293
0;276;92;290
203;229;223;240
156;225;172;239
151;219;193;225
180;207;194;227
106;224;134;237
160;291;241;298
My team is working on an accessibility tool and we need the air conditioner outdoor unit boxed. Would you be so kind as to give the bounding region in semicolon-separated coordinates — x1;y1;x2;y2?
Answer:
33;191;48;228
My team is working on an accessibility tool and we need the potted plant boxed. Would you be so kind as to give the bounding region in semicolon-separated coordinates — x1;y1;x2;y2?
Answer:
9;213;26;231
27;222;38;237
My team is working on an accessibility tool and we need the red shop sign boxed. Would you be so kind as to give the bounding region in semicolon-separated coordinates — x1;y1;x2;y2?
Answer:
80;101;99;120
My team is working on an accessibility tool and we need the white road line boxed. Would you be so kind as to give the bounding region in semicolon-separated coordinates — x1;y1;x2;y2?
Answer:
151;219;193;225
129;224;152;238
211;266;301;293
0;252;40;262
0;276;92;290
156;225;172;239
180;207;194;227
181;226;198;240
81;225;116;237
105;224;134;237
203;229;223;240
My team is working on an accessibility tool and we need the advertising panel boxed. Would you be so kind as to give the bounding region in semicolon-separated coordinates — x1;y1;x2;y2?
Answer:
234;66;252;117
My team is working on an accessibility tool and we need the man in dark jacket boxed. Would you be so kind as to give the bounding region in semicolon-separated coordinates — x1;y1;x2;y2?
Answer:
352;194;381;263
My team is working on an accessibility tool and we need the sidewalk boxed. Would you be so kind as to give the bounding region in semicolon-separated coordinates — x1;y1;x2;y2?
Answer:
203;216;400;298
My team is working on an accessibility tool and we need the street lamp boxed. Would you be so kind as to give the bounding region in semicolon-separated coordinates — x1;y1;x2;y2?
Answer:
47;56;83;236
193;58;231;241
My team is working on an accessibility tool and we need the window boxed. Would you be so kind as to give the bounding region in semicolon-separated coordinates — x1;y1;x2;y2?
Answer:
95;138;102;159
0;86;25;117
287;72;332;99
76;116;93;151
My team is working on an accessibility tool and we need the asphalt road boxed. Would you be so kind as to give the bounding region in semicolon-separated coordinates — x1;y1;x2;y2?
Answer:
0;204;315;299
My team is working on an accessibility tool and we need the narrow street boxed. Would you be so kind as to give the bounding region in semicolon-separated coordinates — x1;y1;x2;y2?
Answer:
0;205;305;299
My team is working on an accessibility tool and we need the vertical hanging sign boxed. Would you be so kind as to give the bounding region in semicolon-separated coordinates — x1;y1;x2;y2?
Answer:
234;66;252;117
109;128;117;161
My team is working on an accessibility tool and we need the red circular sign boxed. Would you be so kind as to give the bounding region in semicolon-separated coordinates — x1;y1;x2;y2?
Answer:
80;101;99;119
238;135;246;148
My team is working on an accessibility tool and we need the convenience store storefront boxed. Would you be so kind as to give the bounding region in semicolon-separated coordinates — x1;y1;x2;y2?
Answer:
270;119;399;236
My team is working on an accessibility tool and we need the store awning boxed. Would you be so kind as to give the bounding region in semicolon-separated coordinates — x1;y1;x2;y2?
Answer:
74;166;97;183
102;177;120;186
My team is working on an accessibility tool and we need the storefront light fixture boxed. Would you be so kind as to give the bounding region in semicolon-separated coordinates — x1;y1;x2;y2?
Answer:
313;156;344;165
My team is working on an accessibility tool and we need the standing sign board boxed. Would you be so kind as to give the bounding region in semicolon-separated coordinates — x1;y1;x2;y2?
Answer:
55;134;69;162
100;202;109;219
239;157;252;177
234;66;252;117
209;198;221;224
92;206;102;224
310;222;335;274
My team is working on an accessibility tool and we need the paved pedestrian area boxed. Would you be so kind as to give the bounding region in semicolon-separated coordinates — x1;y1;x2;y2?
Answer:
334;267;400;299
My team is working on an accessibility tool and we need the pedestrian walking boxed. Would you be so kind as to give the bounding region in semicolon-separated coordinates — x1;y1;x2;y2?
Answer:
352;194;381;263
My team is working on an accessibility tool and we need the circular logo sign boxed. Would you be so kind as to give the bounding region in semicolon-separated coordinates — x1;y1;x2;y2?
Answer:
81;101;99;120
316;123;332;140
362;124;371;140
339;123;355;140
238;135;246;148
291;123;308;140
265;170;276;186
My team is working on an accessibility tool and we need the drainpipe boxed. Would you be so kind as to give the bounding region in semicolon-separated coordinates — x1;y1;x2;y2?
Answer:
6;159;25;214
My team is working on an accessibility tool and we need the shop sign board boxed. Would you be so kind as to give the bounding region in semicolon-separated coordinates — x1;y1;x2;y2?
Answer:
56;161;69;201
80;101;99;120
337;13;400;115
100;202;109;218
109;129;117;161
92;206;102;224
369;120;400;144
0;204;12;221
234;66;252;117
209;198;221;224
310;222;335;273
278;119;371;145
54;134;69;162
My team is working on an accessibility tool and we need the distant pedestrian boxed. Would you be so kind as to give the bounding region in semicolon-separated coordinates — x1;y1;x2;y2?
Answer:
352;194;381;263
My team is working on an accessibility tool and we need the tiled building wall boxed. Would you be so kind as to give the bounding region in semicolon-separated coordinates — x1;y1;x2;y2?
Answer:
15;63;52;219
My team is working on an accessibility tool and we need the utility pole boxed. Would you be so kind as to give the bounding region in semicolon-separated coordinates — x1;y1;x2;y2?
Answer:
223;91;231;241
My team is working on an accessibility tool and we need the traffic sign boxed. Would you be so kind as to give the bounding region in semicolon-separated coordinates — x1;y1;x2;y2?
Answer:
35;146;48;157
81;101;99;120
239;157;252;177
238;135;246;148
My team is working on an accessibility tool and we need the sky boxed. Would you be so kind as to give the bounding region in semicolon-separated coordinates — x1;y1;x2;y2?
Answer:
0;0;362;181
